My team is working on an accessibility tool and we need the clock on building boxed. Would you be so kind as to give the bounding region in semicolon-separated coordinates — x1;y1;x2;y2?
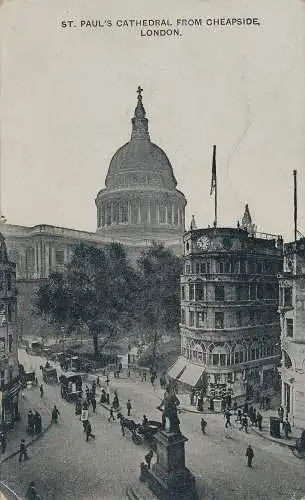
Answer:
197;236;211;250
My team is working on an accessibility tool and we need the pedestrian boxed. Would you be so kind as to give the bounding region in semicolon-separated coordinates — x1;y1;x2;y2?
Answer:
27;410;35;434
96;376;100;387
0;429;7;453
236;409;242;423
51;405;60;424
232;401;238;414
252;408;257;426
278;405;284;423
25;481;40;500
142;415;148;426
245;445;254;467
201;418;207;435
248;406;254;424
106;375;110;386
85;385;90;398
108;407;115;422
39;384;44;398
106;392;110;405
243;402;248;415
126;399;132;416
34;411;42;434
19;439;29;462
145;449;153;469
75;398;82;415
240;415;248;433
85;421;95;442
225;410;232;428
283;418;292;439
34;377;38;387
120;418;125;436
82;420;88;432
256;412;263;431
92;397;97;413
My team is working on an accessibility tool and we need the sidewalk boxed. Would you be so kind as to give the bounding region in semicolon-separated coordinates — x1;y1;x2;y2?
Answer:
0;386;52;464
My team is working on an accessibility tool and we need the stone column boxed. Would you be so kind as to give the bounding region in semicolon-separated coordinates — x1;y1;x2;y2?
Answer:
128;200;131;224
172;203;175;225
110;202;114;225
45;244;50;277
148;199;151;224
156;201;160;224
138;199;141;224
165;205;168;224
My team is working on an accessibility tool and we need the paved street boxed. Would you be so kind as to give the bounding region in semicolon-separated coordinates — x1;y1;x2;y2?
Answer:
1;349;305;499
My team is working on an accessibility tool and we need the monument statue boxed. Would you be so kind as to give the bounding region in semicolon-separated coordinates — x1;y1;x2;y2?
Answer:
158;385;181;434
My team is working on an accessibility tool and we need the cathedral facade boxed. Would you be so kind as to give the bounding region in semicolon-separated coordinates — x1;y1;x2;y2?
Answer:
0;88;187;336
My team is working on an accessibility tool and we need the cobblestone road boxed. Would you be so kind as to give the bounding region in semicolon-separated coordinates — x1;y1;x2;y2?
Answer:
1;350;304;500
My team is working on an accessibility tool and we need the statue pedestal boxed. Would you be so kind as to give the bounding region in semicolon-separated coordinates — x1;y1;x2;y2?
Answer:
140;430;198;500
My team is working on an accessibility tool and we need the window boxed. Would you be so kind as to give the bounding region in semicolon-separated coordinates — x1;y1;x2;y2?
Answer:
249;283;256;300
189;284;194;301
121;202;128;223
189;311;195;327
256;261;263;273
159;204;166;223
284;287;293;307
55;250;65;265
216;261;224;273
200;262;206;274
195;283;204;301
0;371;4;390
195;263;200;274
220;354;226;366
7;304;12;323
196;312;206;327
257;284;264;299
185;263;191;274
7;273;11;291
181;309;185;324
215;285;225;301
240;260;246;274
225;261;231;273
236;311;241;326
286;318;293;337
181;286;185;300
215;312;224;329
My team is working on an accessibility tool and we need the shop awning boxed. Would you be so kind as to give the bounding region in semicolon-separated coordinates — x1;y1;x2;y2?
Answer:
178;363;205;387
167;357;187;380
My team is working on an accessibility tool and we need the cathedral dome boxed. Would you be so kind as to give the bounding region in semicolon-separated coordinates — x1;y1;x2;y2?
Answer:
105;87;177;191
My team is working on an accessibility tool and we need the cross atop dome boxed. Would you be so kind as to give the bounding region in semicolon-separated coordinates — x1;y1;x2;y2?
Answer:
132;85;149;138
137;85;143;99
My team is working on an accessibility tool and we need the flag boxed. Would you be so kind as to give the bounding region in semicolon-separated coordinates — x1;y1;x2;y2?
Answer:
210;145;217;195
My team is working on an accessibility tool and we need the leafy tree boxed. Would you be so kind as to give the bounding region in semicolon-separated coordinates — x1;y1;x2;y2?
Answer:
136;243;182;369
33;242;139;357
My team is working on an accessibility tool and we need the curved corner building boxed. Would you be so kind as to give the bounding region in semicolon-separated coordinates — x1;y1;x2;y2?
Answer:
169;207;283;405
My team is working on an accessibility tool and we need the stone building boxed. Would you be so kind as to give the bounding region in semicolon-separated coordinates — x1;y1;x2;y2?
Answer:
0;233;20;428
95;86;186;248
278;238;305;428
168;207;283;405
0;88;186;336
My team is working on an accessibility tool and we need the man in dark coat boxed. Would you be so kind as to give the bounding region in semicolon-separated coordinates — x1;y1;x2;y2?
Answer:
201;418;207;435
28;410;34;433
92;397;97;413
256;412;263;431
0;429;7;453
85;421;95;442
39;385;44;398
34;411;42;434
51;406;60;424
145;450;153;469
126;399;132;416
19;439;29;462
245;445;254;467
25;481;40;500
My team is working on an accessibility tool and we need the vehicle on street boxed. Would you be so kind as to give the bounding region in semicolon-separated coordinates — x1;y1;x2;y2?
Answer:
59;372;82;402
42;365;58;384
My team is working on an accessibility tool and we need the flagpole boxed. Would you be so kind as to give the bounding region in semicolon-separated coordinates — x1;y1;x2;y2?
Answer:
293;169;297;242
214;166;217;228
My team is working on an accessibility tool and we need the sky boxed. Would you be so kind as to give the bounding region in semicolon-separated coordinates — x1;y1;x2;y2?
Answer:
1;0;305;242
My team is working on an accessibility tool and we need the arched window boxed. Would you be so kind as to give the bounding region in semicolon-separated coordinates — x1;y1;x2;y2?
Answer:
233;344;246;364
210;345;229;366
192;343;205;363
